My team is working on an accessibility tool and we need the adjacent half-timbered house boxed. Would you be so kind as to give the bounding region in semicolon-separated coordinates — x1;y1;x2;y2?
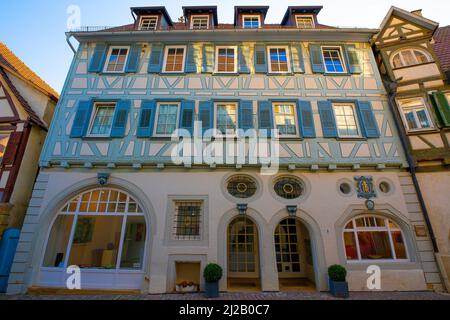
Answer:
373;7;450;291
0;42;58;237
7;5;444;294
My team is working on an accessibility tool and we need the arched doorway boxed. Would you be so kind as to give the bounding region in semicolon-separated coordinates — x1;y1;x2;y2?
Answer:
227;216;261;291
274;217;316;291
39;188;148;290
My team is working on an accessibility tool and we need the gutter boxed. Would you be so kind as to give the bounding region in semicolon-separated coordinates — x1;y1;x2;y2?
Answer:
384;79;439;252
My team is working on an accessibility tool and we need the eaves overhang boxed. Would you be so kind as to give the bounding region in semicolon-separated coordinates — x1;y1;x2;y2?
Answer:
68;28;379;43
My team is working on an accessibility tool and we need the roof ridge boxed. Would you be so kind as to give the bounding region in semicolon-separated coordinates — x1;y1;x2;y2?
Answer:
0;42;59;100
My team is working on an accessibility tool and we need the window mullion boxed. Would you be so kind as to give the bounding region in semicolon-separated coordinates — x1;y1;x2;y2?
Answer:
63;214;79;268
354;228;362;260
386;219;397;260
115;215;128;270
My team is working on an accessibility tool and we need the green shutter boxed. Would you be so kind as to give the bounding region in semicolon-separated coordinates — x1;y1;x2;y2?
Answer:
70;100;94;138
357;101;379;138
239;46;250;74
297;101;315;138
258;101;273;136
202;44;214;73
137;101;156;138
318;101;337;138
198;101;213;133
290;44;305;73
125;44;141;73
254;44;267;73
148;44;164;73
179;100;195;134
185;44;197;73
432;92;450;127
110;100;130;138
88;44;107;73
309;44;325;73
239;101;254;130
344;45;362;74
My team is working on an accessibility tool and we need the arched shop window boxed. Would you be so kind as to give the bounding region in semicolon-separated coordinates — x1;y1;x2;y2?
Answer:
43;188;147;270
343;215;408;261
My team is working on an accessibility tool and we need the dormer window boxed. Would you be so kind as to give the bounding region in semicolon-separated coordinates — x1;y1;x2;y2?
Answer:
191;15;209;30
139;16;158;30
391;49;432;68
243;15;261;29
295;15;315;29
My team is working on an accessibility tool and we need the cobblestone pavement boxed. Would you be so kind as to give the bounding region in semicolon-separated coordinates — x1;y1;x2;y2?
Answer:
1;291;450;300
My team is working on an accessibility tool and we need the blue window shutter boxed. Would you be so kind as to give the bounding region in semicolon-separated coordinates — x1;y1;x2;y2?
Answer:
137;100;156;138
202;44;214;73
318;101;337;138
179;100;195;134
239;46;250;74
198;101;213;133
70;100;94;138
290;44;305;73
344;45;362;74
88;44;108;73
239;101;254;130
110;100;131;138
309;44;325;74
357;101;379;138
297;101;315;138
254;44;267;73
258;101;273;136
148;44;164;73
125;44;141;73
185;44;197;73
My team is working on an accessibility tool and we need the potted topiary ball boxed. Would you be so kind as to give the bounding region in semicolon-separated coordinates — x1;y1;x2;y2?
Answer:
203;263;223;298
328;264;349;298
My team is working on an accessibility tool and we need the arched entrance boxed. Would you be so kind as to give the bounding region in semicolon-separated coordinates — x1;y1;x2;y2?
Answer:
39;188;149;290
227;216;261;291
274;217;316;291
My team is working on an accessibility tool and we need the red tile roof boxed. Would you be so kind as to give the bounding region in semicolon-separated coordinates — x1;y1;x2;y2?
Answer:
0;42;59;101
433;26;450;73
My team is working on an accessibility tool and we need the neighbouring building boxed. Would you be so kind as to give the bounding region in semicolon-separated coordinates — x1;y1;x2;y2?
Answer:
373;6;450;291
0;42;58;237
7;5;444;294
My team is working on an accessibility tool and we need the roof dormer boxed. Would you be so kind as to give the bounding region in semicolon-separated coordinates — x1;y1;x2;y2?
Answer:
183;6;218;30
281;6;322;29
234;6;269;29
131;6;173;31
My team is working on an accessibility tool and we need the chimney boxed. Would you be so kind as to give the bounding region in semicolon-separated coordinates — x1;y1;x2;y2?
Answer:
411;9;423;17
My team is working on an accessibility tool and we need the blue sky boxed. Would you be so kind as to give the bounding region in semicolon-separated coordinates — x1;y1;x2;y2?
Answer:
1;0;449;93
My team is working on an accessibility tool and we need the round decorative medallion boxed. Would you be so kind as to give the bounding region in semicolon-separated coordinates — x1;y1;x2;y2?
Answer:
274;177;304;200
226;175;257;199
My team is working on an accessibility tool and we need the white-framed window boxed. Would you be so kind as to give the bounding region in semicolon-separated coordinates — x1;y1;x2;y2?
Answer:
242;15;261;29
267;46;291;73
391;48;432;69
162;45;186;73
322;47;346;73
333;103;361;138
398;97;434;132
215;102;238;135
173;201;203;240
139;16;158;30
87;102;116;137
215;46;238;73
42;188;147;270
343;215;408;262
273;103;298;136
190;15;209;30
295;15;315;29
103;46;129;73
154;102;180;136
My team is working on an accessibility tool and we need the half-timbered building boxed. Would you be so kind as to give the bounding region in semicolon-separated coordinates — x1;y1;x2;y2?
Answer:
7;5;444;294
